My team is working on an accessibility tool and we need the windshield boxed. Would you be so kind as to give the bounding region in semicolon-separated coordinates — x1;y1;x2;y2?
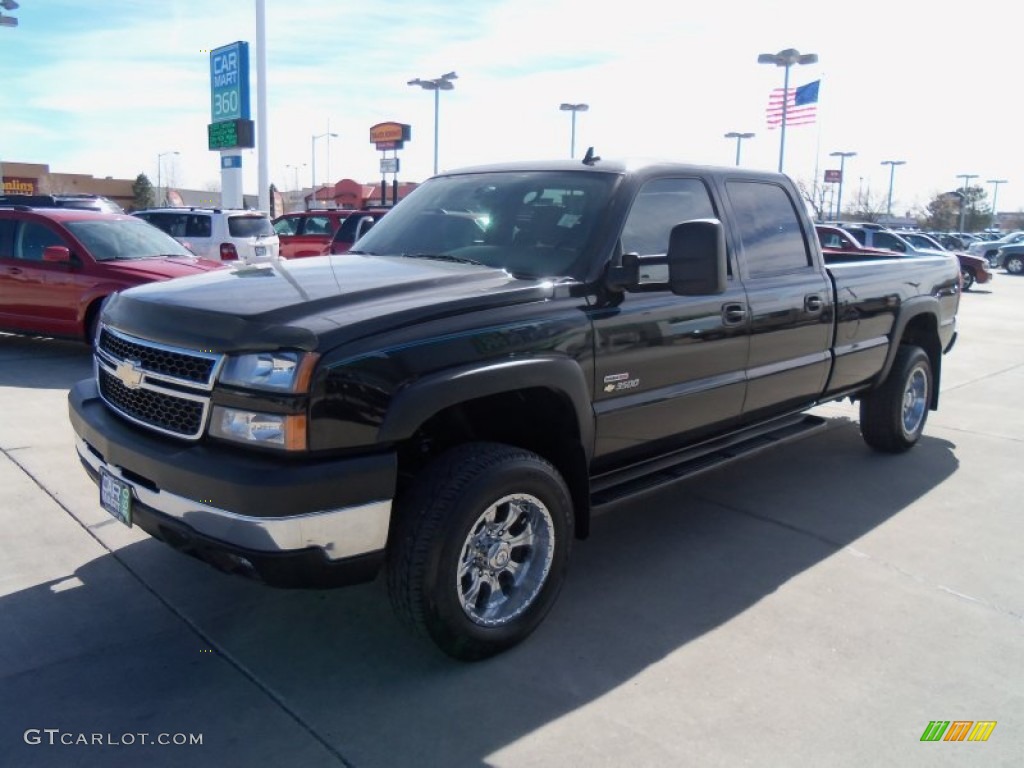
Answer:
351;170;618;279
903;233;944;250
228;215;275;237
65;218;195;261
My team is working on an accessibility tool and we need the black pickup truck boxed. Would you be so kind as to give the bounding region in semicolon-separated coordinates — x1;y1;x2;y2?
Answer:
69;158;959;660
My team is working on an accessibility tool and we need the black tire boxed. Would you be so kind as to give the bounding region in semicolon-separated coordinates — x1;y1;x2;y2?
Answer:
387;442;573;661
859;345;932;453
84;298;106;346
960;267;975;291
1005;254;1024;275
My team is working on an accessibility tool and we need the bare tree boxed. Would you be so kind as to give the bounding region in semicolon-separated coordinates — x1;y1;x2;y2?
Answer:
796;177;828;222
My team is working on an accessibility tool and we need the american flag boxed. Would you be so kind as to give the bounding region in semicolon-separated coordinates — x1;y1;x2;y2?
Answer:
766;80;820;129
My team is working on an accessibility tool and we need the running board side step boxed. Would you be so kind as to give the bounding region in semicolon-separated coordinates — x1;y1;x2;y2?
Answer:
590;414;827;509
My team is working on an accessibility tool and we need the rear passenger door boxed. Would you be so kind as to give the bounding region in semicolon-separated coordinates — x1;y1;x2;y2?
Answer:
723;179;832;417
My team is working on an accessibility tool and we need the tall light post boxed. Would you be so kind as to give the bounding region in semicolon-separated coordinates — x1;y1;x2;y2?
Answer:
758;47;818;173
880;160;906;217
156;150;179;206
829;151;856;220
724;132;755;166
956;173;978;233
559;103;589;159
407;71;457;175
286;163;305;210
311;132;337;209
987;179;1007;229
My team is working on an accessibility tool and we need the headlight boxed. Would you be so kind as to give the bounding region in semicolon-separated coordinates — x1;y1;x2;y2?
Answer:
219;351;319;392
209;406;307;450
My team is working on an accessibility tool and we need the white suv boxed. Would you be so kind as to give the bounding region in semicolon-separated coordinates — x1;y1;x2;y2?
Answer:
133;208;279;262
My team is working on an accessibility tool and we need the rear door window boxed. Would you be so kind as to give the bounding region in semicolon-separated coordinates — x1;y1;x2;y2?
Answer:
726;181;811;277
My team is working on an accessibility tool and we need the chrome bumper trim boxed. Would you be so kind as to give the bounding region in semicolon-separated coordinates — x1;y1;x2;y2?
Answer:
76;437;391;560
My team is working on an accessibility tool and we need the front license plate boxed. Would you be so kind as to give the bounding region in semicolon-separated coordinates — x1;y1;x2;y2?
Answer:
99;468;133;527
255;245;266;257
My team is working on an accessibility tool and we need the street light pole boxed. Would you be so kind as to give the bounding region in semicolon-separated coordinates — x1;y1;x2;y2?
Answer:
407;72;458;175
758;47;818;173
311;132;337;209
156;150;179;206
559;103;589;159
286;163;305;210
724;132;755;166
956;173;978;233
829;151;856;220
987;179;1007;229
880;160;906;217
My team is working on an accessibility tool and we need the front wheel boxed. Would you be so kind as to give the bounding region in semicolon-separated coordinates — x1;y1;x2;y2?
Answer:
1005;254;1024;275
960;267;975;291
859;345;932;453
387;442;573;661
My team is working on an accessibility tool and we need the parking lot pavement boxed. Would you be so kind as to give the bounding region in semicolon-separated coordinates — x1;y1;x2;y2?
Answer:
1;277;1022;767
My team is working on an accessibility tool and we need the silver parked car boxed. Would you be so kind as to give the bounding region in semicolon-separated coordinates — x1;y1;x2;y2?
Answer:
966;231;1024;264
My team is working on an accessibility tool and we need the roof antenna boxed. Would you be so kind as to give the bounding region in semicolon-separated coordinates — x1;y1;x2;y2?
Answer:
581;147;600;166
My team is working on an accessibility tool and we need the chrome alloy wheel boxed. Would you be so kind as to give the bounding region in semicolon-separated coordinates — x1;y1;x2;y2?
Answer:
457;494;555;627
902;366;928;437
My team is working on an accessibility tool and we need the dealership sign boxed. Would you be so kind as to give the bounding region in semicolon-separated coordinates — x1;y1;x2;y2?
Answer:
370;122;411;151
210;41;250;123
824;169;842;183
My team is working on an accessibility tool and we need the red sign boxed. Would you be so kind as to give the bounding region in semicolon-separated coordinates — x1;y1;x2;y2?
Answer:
824;169;842;184
2;176;38;195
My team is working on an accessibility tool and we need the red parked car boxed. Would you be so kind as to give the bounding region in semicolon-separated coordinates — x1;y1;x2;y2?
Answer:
325;208;391;255
272;209;352;258
0;207;224;343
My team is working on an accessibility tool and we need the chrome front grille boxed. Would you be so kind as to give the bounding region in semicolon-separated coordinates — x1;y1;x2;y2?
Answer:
95;326;223;440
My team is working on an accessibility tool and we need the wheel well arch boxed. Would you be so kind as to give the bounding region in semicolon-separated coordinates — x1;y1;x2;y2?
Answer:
893;311;942;409
394;387;593;539
83;295;108;343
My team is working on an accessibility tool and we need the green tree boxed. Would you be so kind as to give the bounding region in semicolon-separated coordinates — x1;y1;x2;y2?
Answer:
922;186;991;231
132;173;155;211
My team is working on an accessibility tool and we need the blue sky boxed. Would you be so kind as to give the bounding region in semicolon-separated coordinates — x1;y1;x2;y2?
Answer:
2;0;1021;215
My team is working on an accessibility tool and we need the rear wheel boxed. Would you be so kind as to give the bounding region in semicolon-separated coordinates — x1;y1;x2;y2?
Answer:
860;345;932;453
387;442;573;661
960;267;975;291
1005;254;1024;275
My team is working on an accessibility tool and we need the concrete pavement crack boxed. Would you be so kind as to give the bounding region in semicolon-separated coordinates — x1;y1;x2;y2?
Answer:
0;446;358;768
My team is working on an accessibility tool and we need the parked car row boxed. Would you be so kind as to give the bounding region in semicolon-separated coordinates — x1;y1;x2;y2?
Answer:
271;207;391;257
823;222;994;290
0;196;394;345
0;204;223;342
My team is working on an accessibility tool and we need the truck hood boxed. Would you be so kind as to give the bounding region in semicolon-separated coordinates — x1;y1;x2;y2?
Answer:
99;256;224;280
101;253;556;352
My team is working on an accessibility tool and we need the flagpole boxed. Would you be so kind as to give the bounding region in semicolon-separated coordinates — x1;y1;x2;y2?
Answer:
758;48;818;174
813;74;824;221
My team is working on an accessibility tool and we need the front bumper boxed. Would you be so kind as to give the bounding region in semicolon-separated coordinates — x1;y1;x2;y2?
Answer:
69;378;396;587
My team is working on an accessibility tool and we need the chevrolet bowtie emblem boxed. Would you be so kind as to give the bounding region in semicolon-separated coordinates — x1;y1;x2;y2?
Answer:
114;360;144;389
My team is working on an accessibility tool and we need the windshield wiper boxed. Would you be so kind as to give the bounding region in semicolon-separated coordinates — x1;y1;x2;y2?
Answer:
401;253;484;266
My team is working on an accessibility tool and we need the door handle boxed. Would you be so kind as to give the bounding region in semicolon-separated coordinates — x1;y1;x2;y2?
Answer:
804;294;824;313
7;267;23;275
722;302;747;325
